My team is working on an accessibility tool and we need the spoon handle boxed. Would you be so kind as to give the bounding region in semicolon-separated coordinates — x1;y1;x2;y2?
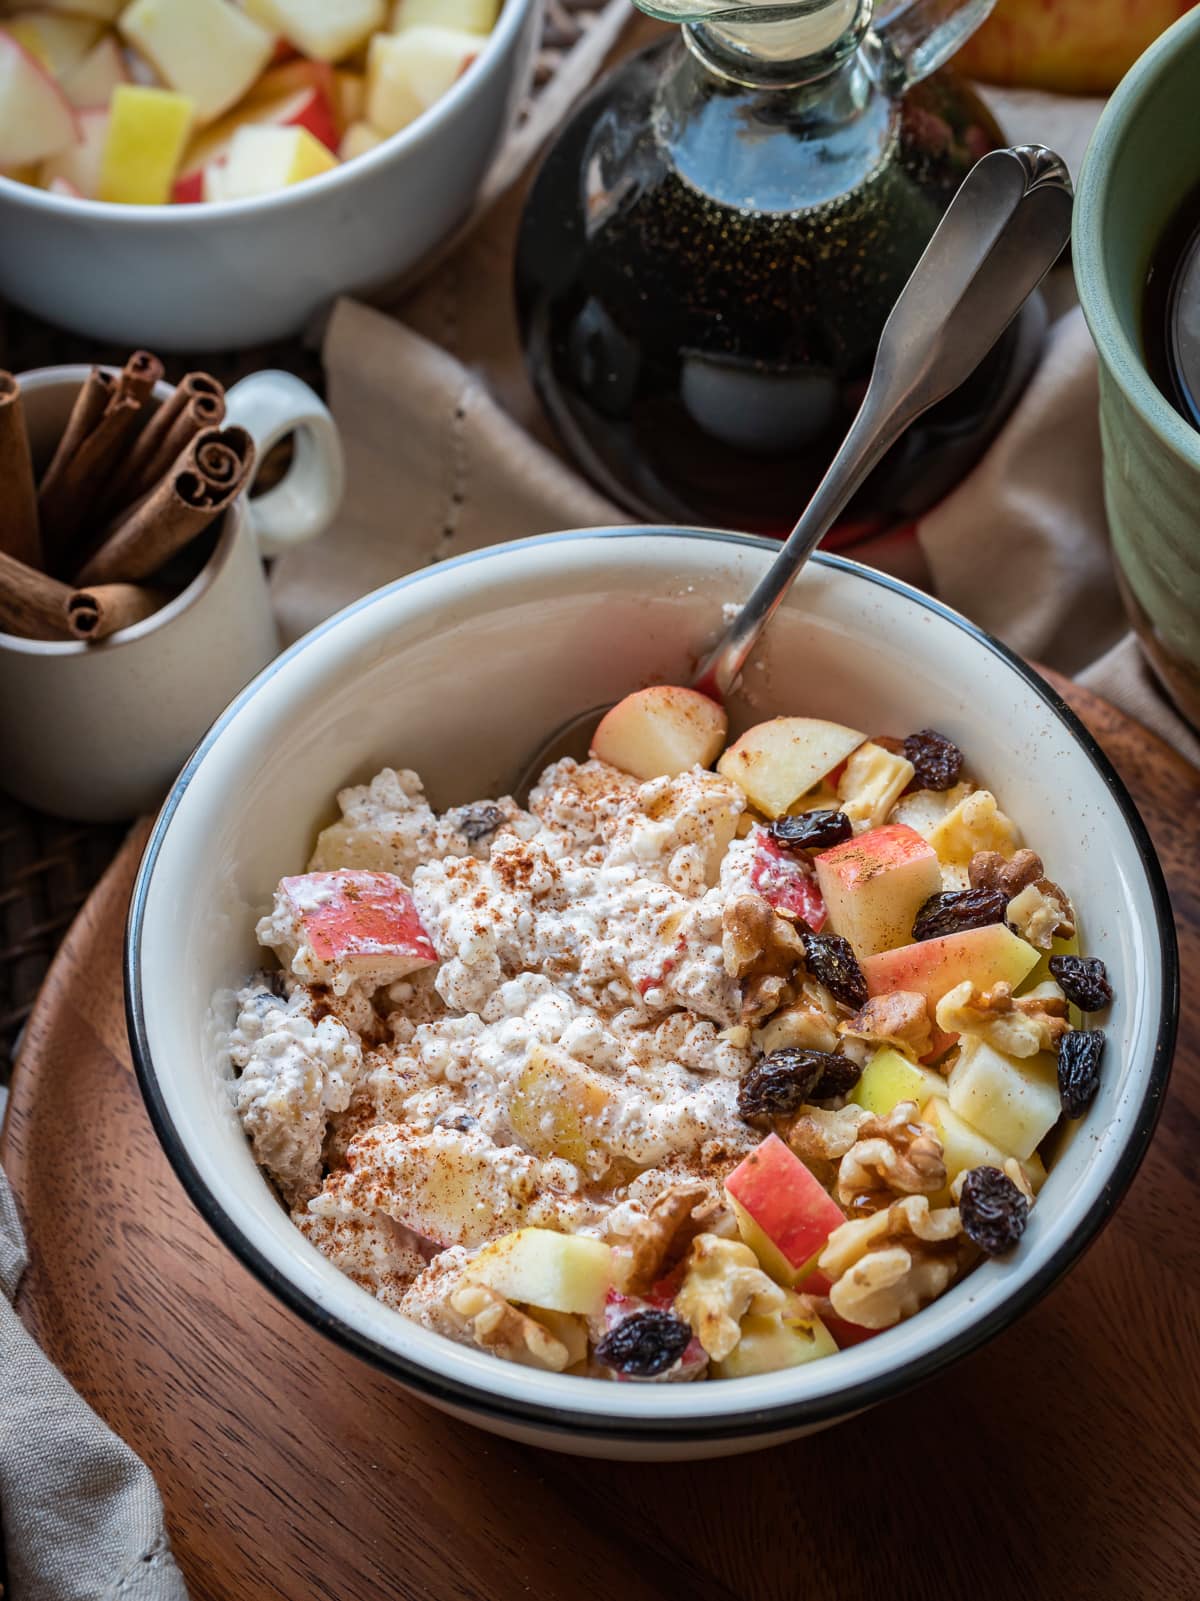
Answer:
692;143;1074;701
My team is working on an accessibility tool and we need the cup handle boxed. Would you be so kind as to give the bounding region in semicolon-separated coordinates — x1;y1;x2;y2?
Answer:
223;369;345;559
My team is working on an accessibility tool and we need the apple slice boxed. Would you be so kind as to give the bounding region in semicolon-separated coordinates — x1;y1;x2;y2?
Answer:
245;57;337;109
749;827;826;929
712;1293;837;1378
0;32;78;166
340;119;382;160
242;0;386;63
40;105;107;197
119;0;274;125
947;1037;1060;1161
98;83;191;203
463;1228;614;1318
60;34;128;107
393;0;501;31
211;122;337;201
263;868;437;994
726;1133;846;1287
922;1098;1047;1192
3;13;103;77
863;923;1041;1009
589;685;727;781
814;822;942;957
849;1046;949;1117
365;25;483;137
509;1044;615;1168
717;716;865;819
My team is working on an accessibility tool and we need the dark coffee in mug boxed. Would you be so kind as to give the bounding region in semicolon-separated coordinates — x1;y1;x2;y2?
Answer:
1142;180;1200;429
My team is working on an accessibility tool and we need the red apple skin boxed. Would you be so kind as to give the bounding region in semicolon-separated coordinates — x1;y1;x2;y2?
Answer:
800;1268;879;1347
954;0;1196;93
815;822;935;890
282;871;437;966
172;167;203;203
750;830;827;930
726;1134;846;1272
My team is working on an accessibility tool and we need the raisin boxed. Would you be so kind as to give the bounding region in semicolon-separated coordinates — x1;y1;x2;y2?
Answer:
799;930;867;1009
1057;1029;1105;1118
903;729;964;791
595;1310;693;1377
457;803;505;843
738;1048;861;1118
959;1165;1029;1256
912;888;1008;942
768;810;853;852
1048;955;1113;1013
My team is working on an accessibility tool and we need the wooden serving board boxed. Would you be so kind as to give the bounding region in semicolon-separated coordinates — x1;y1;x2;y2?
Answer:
3;673;1197;1601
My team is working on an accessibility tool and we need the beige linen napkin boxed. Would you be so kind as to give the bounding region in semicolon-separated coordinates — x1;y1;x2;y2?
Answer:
0;1169;187;1600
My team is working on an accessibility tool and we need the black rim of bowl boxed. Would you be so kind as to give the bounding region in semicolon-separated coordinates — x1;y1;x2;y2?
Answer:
126;531;1180;1445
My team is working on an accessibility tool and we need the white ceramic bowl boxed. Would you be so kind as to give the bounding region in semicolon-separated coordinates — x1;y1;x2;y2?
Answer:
127;530;1178;1460
0;0;540;350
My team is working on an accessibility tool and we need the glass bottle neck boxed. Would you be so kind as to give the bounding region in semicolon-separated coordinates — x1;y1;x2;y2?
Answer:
683;0;872;88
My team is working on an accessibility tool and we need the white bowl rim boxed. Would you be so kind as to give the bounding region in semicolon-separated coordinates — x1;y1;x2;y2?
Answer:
126;527;1180;1444
0;0;535;223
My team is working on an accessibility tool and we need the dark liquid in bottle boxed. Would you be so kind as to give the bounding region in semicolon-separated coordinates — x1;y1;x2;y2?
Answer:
1142;180;1200;429
516;42;1042;538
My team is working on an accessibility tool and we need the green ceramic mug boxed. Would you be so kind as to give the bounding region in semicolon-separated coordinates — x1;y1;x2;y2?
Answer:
1075;8;1200;730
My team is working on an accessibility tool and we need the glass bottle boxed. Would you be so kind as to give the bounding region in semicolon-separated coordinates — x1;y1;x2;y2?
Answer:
515;0;1045;539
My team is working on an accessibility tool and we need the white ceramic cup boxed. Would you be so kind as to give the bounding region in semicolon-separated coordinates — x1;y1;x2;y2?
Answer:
0;365;344;821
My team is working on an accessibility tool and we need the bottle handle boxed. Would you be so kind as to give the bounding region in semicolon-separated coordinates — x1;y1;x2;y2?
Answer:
873;0;996;88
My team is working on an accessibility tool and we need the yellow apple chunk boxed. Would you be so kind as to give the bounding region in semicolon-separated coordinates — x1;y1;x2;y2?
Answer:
393;0;501;31
921;1098;1046;1193
243;0;386;63
366;25;483;137
214;124;337;200
509;1045;614;1168
713;1295;837;1378
717;716;865;819
119;0;274;125
98;84;192;204
464;1228;614;1318
590;685;727;781
947;1036;1061;1162
850;1047;948;1117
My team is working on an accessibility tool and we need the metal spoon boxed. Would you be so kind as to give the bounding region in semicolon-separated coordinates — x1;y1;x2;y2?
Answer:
513;143;1074;802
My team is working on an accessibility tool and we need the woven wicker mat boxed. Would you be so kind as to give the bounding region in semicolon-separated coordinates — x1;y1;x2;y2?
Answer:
0;0;629;1081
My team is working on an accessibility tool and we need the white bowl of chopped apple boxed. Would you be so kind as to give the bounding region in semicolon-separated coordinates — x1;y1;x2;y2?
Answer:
126;529;1178;1460
0;0;539;348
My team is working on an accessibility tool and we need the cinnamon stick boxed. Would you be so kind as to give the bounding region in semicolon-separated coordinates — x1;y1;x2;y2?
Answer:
65;583;167;642
0;549;73;641
104;372;226;517
115;348;163;407
75;424;256;586
0;372;40;568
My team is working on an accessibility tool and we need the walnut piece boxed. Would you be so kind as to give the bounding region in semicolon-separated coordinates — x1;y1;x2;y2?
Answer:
968;848;1044;898
449;1283;571;1371
721;892;805;1024
674;1233;785;1360
818;1195;963;1330
1005;880;1076;951
838;991;932;1064
835;1101;946;1214
604;1179;714;1295
935;979;1069;1058
755;979;843;1056
786;1103;871;1188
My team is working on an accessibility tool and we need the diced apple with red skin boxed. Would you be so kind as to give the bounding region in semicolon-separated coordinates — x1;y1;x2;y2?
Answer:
40;105;107;197
749;827;826;930
717;717;865;819
60;35;128;108
172;82;338;202
267;869;437;994
590;685;727;782
242;0;386;63
3;13;103;78
863;923;1040;1009
119;0;275;125
0;32;78;166
365;25;482;137
814;822;942;958
726;1133;846;1287
207;122;336;202
21;0;123;18
799;1268;878;1347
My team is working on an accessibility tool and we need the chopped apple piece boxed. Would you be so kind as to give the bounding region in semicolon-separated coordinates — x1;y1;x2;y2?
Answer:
863;923;1041;1009
98;83;191;203
119;0;274;124
509;1044;615;1168
926;788;1021;868
712;1292;837;1378
947;1037;1061;1161
60;34;128;107
3;13;103;77
815;822;942;957
263;868;437;994
242;0;386;62
749;828;826;929
21;0;123;17
45;173;78;195
922;1098;1046;1192
174;82;338;200
717;716;865;819
366;25;483;137
339;118;382;160
0;31;78;165
527;1306;588;1367
590;685;727;782
41;105;107;197
333;67;365;129
393;0;500;31
850;1046;949;1117
726;1133;846;1287
213;122;337;200
836;740;915;833
464;1228;614;1318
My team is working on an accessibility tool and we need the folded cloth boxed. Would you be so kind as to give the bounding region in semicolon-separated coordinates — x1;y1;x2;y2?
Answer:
0;1168;187;1601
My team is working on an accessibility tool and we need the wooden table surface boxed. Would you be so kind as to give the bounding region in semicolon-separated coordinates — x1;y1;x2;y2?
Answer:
2;671;1197;1601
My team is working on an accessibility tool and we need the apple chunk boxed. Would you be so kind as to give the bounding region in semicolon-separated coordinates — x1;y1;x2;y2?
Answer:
98;83;192;203
262;868;437;994
712;1293;837;1378
850;1046;949;1117
590;685;727;781
717;717;864;819
119;0;274;124
393;0;501;30
0;32;78;166
3;14;103;78
243;0;386;63
41;105;107;197
947;1036;1060;1161
815;822;942;957
209;123;337;200
922;1098;1046;1192
463;1228;614;1318
366;25;483;137
60;34;128;107
863;923;1041;1009
726;1133;845;1287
